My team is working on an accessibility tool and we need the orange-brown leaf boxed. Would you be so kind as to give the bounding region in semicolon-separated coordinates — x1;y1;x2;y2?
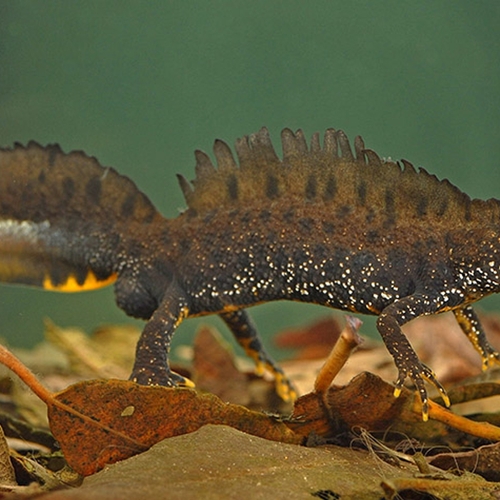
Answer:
49;380;301;475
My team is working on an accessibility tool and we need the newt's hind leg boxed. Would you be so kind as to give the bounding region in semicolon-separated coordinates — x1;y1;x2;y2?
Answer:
219;309;297;401
453;305;500;369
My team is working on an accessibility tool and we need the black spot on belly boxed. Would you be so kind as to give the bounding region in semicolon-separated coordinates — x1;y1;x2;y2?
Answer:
38;170;46;183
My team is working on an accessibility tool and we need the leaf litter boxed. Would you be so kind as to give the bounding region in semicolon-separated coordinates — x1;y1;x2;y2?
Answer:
0;313;497;498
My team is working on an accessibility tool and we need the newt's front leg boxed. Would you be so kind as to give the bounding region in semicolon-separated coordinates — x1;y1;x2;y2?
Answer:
377;295;451;420
220;309;297;401
130;284;193;388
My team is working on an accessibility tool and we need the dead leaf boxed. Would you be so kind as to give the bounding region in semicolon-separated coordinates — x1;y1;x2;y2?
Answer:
429;441;500;481
32;426;500;500
0;316;499;481
48;380;300;476
274;314;343;360
192;325;250;405
404;312;495;385
0;425;16;487
10;452;80;491
192;325;292;411
44;321;132;381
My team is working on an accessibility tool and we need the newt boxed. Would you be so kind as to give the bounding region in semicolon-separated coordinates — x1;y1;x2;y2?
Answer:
1;128;499;419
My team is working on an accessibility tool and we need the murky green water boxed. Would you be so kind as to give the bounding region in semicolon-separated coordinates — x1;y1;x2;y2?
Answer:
0;2;499;356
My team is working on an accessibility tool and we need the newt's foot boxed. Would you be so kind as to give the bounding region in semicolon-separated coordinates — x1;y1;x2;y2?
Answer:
481;350;500;371
255;359;297;402
393;361;450;422
130;367;195;388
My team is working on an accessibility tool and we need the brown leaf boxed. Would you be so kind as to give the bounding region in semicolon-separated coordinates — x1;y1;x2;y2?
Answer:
429;441;500;481
192;325;292;411
287;372;500;445
273;315;343;360
44;321;136;380
404;313;488;384
192;325;250;405
0;342;301;476
1;319;499;481
48;380;300;475
34;426;500;500
0;425;16;487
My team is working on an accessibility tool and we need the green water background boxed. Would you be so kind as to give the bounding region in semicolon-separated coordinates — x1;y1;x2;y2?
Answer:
0;2;499;359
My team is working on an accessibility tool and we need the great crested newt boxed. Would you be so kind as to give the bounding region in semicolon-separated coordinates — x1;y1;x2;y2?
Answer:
1;128;499;419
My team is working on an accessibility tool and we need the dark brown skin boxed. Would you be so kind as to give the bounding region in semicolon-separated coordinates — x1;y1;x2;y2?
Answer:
1;128;499;419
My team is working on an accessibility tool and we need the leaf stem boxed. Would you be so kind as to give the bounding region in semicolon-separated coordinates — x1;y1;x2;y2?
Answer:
0;345;53;404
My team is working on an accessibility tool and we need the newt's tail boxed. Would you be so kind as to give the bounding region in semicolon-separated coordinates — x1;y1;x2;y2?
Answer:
0;142;160;291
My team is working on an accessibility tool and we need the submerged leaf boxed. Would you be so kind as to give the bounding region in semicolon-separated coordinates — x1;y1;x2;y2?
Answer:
48;380;300;475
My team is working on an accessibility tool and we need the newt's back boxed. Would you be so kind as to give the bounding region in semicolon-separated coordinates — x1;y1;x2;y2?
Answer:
176;128;500;317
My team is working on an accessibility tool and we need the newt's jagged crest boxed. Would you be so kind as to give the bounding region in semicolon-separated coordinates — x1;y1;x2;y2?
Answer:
0;141;159;226
178;127;498;225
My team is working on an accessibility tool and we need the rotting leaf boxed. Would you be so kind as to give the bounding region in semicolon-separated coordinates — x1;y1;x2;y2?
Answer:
44;320;136;380
273;314;343;360
0;341;300;476
192;325;291;411
428;441;500;482
192;325;250;405
0;424;16;487
0;316;499;479
48;380;300;475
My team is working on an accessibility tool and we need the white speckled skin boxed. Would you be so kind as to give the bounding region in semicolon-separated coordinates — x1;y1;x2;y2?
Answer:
1;129;500;414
